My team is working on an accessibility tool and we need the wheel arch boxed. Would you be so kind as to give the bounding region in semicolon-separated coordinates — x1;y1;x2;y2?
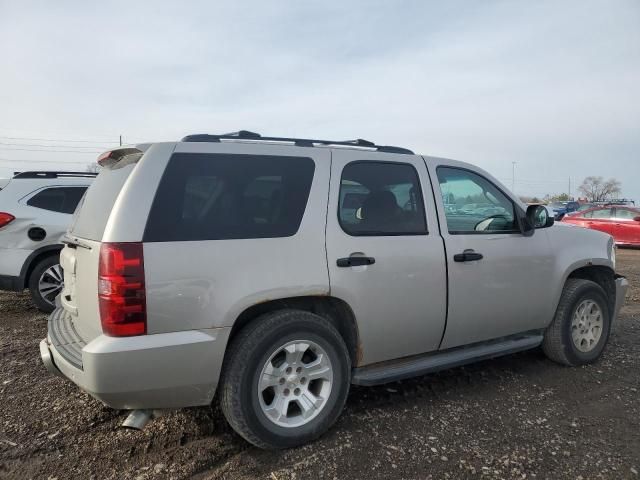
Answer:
564;264;616;317
19;244;63;289
228;295;362;367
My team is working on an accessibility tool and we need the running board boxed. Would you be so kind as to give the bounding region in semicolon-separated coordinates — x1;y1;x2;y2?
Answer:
351;333;543;386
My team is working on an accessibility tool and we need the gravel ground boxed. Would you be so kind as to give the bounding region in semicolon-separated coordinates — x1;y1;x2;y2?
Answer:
1;250;639;480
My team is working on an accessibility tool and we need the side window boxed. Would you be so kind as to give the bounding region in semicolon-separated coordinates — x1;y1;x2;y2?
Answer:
26;187;88;214
144;153;315;241
338;161;427;236
583;208;612;219
615;208;637;220
436;167;518;234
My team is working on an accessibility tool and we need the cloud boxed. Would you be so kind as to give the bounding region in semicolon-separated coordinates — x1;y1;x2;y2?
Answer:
1;0;638;199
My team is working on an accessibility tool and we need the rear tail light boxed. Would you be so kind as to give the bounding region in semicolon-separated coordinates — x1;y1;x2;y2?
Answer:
98;242;147;336
0;212;15;228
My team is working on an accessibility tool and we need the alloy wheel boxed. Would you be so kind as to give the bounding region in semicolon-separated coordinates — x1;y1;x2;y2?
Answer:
571;299;603;352
38;264;63;306
257;340;333;428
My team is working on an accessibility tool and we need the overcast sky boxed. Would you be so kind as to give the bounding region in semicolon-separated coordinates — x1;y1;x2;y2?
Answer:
1;1;638;200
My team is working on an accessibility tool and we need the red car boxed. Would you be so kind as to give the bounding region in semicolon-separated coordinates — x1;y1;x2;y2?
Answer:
562;205;640;246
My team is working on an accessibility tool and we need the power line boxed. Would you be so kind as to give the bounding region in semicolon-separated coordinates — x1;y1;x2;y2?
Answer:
0;147;102;154
0;158;93;165
0;141;108;150
0;135;120;145
496;177;570;185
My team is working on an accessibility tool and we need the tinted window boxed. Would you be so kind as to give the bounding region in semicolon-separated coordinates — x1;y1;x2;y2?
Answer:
583;208;612;219
338;161;427;236
437;167;518;234
144;153;315;242
615;208;638;220
27;187;87;214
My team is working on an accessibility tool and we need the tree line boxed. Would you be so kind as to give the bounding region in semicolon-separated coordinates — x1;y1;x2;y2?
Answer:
520;176;622;204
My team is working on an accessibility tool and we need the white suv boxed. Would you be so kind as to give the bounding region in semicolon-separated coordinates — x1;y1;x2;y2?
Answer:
0;171;95;311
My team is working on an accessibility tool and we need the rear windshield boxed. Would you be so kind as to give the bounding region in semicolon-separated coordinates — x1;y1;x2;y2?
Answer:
143;152;315;242
70;163;136;240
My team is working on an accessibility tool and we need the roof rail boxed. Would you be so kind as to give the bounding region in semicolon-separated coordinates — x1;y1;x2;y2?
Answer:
12;171;98;179
593;198;635;206
180;130;414;155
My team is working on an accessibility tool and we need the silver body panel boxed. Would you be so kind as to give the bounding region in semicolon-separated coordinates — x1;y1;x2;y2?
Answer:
41;140;627;410
424;157;556;349
326;150;447;364
143;141;332;333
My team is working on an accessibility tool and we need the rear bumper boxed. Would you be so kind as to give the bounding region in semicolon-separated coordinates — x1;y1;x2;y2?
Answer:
39;338;64;378
613;275;629;321
40;309;231;410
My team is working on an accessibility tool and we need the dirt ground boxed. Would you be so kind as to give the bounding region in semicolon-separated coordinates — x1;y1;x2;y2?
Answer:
1;251;639;480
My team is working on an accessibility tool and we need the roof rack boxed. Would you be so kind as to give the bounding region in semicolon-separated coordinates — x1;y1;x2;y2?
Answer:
593;198;635;206
12;171;98;179
181;130;414;155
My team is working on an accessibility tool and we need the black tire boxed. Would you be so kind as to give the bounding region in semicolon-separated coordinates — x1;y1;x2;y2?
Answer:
219;309;351;449
28;255;63;313
542;278;611;366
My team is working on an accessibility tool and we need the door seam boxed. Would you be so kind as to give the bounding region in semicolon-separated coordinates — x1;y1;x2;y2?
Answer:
421;156;449;350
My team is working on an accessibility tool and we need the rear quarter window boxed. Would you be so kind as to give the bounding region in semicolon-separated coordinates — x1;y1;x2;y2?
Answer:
143;153;315;242
27;186;88;214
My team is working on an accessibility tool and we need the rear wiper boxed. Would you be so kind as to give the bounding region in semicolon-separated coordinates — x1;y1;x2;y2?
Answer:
61;234;92;250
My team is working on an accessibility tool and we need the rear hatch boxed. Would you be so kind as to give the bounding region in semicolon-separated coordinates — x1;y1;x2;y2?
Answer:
59;155;140;343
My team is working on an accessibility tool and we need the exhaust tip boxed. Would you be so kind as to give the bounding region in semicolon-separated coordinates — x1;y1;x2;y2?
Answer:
121;409;154;430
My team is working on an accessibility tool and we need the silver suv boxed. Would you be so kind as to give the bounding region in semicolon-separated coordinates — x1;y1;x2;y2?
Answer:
0;171;95;311
40;131;628;449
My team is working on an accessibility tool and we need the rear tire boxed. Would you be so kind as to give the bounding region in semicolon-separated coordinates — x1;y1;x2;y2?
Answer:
543;278;611;366
219;309;351;449
28;255;63;313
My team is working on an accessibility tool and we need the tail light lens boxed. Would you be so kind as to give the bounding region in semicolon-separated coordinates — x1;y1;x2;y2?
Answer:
0;212;15;228
98;242;146;336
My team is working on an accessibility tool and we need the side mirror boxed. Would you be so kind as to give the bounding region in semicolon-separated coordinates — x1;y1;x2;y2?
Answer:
526;205;554;230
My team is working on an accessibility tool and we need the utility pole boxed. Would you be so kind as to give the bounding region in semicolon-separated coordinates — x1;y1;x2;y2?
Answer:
568;177;571;200
119;135;123;146
511;162;516;193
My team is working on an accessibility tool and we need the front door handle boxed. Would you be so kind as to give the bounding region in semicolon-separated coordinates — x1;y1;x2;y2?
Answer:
453;251;483;262
337;256;375;267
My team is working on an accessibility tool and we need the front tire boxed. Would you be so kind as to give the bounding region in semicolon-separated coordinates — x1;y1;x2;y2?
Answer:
28;255;63;313
543;278;611;366
219;310;351;449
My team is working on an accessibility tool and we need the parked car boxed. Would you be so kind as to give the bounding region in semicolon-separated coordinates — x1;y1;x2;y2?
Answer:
561;205;640;247
548;201;580;220
40;132;627;449
0;171;95;311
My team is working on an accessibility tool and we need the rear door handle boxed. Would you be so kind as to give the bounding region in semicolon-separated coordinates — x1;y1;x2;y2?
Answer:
337;256;375;267
453;251;483;262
